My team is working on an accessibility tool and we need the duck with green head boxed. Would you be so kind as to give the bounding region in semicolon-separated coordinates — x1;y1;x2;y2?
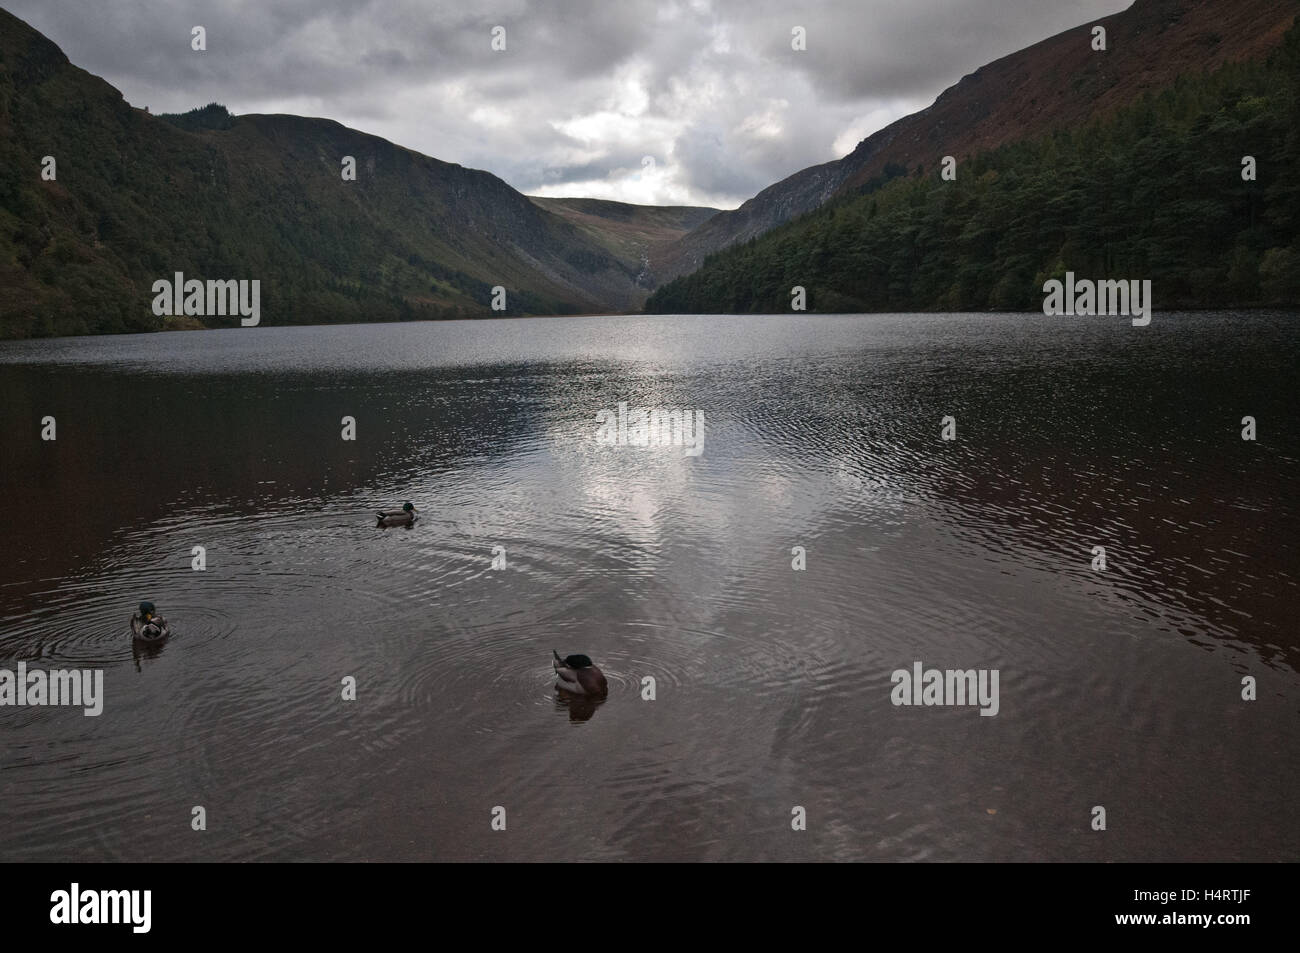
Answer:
377;502;417;527
130;600;170;643
553;650;608;696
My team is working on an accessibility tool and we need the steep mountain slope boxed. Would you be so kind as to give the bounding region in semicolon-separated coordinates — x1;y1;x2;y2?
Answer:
646;25;1300;313
0;7;658;337
654;0;1300;283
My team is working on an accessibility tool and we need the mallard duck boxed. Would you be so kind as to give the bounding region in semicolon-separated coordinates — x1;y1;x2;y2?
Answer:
377;502;417;527
130;600;170;643
553;650;608;696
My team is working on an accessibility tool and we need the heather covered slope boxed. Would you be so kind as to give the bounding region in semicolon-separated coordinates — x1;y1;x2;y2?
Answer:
646;24;1300;314
0;8;658;337
654;0;1300;283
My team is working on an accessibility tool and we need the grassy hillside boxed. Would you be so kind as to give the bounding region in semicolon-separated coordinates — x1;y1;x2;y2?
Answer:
529;196;717;290
0;8;654;338
647;21;1300;314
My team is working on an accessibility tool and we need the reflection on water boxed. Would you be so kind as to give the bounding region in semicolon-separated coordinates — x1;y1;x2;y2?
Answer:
0;312;1296;861
554;690;607;724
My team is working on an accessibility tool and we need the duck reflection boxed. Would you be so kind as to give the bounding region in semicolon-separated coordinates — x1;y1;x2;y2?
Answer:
131;636;167;671
553;689;607;722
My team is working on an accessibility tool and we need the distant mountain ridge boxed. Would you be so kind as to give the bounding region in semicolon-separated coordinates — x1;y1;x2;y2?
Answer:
528;197;717;289
0;7;708;337
653;0;1300;282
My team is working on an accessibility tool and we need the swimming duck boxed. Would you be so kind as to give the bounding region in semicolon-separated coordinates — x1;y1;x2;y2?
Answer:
377;502;417;527
553;650;608;696
130;601;170;643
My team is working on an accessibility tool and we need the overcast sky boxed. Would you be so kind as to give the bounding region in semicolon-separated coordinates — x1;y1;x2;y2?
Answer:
8;0;1128;209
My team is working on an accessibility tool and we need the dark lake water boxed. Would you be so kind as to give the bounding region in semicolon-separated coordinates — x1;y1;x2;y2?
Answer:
0;312;1296;861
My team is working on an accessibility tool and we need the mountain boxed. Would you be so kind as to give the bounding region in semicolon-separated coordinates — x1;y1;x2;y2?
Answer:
0;7;697;338
652;0;1300;283
528;197;718;289
646;19;1300;314
5;0;1293;339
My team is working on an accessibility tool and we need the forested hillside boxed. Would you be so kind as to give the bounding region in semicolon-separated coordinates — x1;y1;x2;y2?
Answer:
647;22;1300;314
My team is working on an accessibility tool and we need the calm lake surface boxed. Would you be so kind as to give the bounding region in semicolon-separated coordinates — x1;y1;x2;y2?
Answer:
0;312;1296;862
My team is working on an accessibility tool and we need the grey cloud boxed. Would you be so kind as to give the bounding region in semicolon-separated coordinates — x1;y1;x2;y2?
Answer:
736;0;1127;101
5;0;1130;207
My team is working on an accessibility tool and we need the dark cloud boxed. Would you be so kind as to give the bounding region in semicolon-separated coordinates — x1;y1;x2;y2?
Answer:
5;0;1127;207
